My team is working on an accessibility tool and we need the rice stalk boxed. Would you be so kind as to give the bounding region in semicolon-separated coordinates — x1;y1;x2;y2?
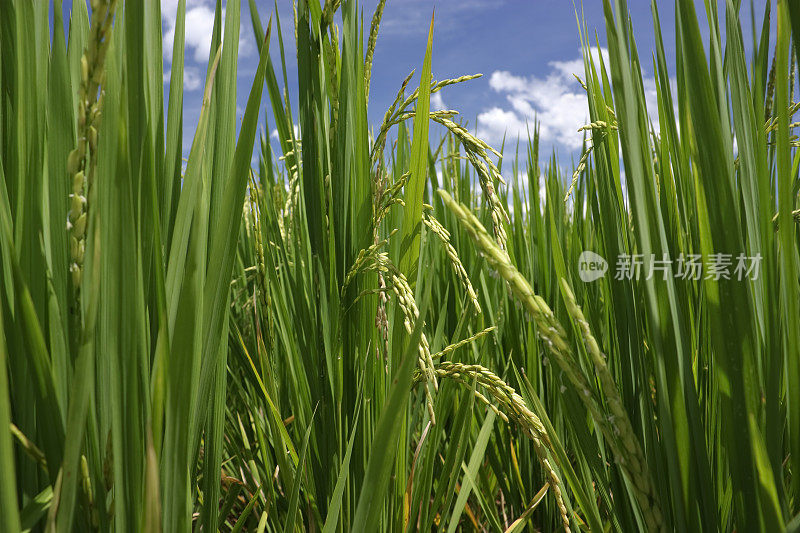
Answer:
437;189;664;531
66;0;118;291
422;209;481;313
430;326;495;360
343;242;438;422
364;0;386;102
424;362;571;532
370;74;482;165
564;120;619;203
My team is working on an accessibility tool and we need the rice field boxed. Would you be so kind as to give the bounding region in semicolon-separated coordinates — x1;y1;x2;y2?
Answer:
1;0;799;531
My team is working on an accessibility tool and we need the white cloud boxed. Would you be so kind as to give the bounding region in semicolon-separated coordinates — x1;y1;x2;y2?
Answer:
431;92;447;112
184;5;218;62
162;0;250;65
477;48;608;151
477;47;668;153
476;107;531;145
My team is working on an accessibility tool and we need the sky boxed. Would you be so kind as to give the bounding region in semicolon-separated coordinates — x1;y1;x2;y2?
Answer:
153;0;768;168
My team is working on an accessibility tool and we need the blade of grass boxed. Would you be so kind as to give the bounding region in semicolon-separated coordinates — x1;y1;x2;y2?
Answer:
398;12;434;290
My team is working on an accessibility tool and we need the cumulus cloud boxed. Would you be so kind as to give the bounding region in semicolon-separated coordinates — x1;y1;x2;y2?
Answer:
162;0;250;64
477;107;531;144
477;47;669;153
477;48;608;150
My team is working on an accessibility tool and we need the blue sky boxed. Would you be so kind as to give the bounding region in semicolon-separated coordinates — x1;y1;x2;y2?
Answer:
158;0;767;166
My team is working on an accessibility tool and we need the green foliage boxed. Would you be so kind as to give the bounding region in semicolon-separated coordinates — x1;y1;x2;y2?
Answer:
1;0;267;531
2;0;800;531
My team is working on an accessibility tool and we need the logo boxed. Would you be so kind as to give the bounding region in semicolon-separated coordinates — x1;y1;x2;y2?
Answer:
578;251;608;282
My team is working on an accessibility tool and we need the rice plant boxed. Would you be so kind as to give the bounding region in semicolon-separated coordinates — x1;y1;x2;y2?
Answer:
1;0;270;530
2;0;800;531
